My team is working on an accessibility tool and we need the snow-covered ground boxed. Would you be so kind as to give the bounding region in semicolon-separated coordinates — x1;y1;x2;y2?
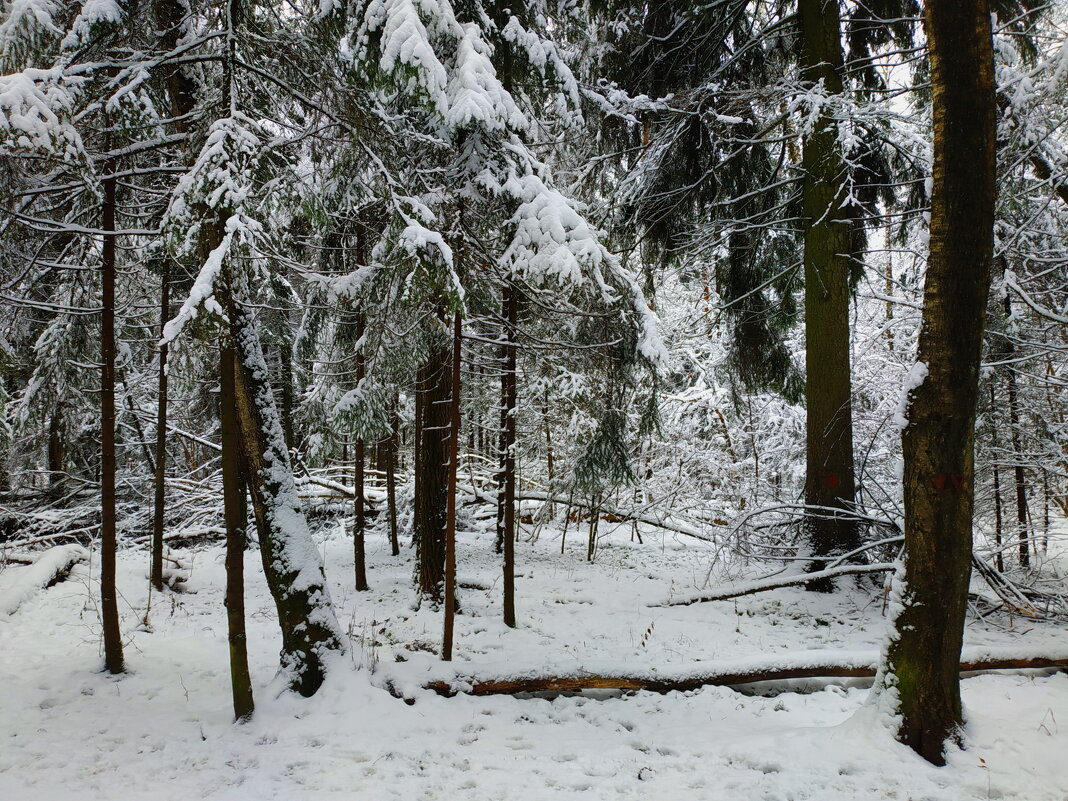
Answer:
1;520;1066;801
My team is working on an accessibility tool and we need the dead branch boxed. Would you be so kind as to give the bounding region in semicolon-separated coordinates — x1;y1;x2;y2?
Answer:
655;562;896;607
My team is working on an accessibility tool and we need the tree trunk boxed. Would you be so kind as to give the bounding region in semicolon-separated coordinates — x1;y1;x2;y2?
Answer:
100;168;124;675
442;311;462;660
220;344;254;721
47;404;64;494
151;265;170;591
879;0;996;765
353;310;368;592
1003;298;1030;568
278;340;298;457
990;386;1004;572
544;395;555;520
421;652;1068;699
386;396;400;557
498;282;518;627
220;257;344;697
799;0;861;580
415;334;450;603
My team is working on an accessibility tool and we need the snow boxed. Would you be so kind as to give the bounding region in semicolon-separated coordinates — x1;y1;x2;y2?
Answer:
61;0;122;50
892;360;928;430
160;220;233;346
0;68;81;157
445;23;526;133
0;544;87;614
1;522;1065;800
359;0;453;116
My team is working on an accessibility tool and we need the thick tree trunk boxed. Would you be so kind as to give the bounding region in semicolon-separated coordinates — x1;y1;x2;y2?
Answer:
415;335;450;603
100;170;124;675
497;283;518;627
442;312;462;660
151;266;170;591
220;259;344;697
220;344;254;720
798;0;860;579
880;0;996;766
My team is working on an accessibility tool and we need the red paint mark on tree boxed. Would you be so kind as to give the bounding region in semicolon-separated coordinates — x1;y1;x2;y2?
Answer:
825;475;839;488
932;473;965;494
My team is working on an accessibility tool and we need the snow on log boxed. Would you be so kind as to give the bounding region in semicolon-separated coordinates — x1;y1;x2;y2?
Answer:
416;646;1068;698
656;563;896;607
0;545;88;615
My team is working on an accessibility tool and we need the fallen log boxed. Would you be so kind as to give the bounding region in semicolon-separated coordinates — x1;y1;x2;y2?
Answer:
420;649;1068;698
0;544;89;615
656;562;896;607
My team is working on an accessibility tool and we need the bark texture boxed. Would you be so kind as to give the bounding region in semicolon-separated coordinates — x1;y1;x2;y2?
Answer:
415;335;451;602
882;0;996;765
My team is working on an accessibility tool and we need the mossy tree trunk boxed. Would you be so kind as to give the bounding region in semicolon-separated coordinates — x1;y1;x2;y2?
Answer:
798;0;861;579
880;0;996;765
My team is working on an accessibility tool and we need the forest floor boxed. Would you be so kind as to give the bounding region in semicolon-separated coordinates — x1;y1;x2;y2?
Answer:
1;514;1066;801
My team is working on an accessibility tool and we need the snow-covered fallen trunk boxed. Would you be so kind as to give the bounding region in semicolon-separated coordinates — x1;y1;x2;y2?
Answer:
0;545;89;615
401;646;1068;698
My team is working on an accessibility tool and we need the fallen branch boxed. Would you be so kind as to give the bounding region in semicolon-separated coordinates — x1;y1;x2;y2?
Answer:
419;648;1068;698
654;562;896;607
515;491;719;543
0;544;89;615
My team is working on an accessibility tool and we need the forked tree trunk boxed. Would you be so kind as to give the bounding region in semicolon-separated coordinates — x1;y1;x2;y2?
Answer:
415;333;451;602
497;282;518;627
879;0;996;766
798;0;861;580
100;168;124;675
220;259;344;697
442;311;462;660
220;344;254;720
151;265;170;591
